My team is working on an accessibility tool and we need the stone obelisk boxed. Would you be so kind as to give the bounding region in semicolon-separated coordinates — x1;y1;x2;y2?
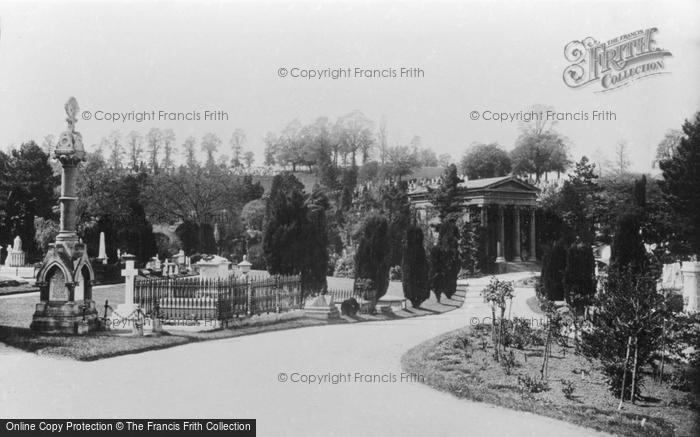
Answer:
31;97;99;334
97;231;107;264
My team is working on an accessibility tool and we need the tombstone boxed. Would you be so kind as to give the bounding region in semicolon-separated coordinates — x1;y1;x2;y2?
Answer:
162;259;175;277
146;256;161;270
97;232;107;264
213;223;220;245
31;97;99;334
177;249;186;265
7;236;26;267
237;255;252;278
114;254;139;317
681;261;700;313
304;294;340;320
197;255;231;279
660;262;683;290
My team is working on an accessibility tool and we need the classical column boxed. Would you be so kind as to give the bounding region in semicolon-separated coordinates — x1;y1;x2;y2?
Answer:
528;208;537;261
480;205;487;227
513;207;522;262
496;206;505;263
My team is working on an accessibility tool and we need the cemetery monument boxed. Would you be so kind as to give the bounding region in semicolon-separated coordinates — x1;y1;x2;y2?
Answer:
30;97;99;333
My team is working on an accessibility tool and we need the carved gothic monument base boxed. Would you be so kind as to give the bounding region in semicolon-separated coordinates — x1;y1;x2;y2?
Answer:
31;301;99;334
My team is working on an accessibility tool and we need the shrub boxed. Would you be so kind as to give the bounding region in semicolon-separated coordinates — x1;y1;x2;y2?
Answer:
561;379;576;399
482;276;514;358
390;265;402;281
518;375;550;394
340;298;359;316
581;266;665;402
503;318;539;349
501;350;518;375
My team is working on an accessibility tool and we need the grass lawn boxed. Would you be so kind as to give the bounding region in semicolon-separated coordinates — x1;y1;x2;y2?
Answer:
0;284;39;296
0;278;465;361
402;326;699;437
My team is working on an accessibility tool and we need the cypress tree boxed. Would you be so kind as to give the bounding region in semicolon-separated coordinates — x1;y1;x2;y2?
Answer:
402;224;429;308
301;188;329;294
429;220;460;301
541;240;566;300
263;172;308;276
354;214;391;302
610;212;647;275
563;241;596;309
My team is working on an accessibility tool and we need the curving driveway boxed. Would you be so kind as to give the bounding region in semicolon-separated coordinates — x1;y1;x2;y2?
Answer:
0;272;606;436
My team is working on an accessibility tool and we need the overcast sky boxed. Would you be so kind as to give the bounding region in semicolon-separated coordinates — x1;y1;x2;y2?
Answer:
0;0;698;172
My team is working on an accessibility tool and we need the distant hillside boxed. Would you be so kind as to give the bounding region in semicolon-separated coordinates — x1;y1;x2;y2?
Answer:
248;172;319;194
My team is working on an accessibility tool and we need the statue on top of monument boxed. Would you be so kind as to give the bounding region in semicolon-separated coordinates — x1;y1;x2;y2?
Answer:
55;96;85;161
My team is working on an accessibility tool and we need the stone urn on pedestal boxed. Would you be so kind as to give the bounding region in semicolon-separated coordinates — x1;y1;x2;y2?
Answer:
30;97;99;334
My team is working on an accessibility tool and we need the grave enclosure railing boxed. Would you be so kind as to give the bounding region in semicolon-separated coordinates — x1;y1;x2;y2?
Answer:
134;274;303;322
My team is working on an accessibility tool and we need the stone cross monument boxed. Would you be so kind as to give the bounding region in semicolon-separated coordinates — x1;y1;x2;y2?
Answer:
31;97;99;333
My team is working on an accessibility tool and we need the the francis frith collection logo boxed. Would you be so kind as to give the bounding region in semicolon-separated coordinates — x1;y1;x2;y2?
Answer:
563;27;672;92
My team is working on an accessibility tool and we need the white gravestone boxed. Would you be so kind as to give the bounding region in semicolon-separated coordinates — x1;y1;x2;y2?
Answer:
97;232;107;264
197;255;231;279
681;261;700;313
8;236;26;267
114;254;139;317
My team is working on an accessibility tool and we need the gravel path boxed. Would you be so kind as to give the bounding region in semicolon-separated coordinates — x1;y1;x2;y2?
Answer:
0;272;607;437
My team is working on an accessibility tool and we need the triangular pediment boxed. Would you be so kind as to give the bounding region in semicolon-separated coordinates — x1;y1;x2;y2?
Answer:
489;179;538;192
463;175;539;193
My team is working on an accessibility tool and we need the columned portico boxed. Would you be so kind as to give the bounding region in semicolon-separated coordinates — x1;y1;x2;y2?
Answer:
408;175;540;269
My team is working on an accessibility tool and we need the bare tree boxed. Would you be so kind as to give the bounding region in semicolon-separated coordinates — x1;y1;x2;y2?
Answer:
161;128;176;170
126;131;144;170
263;132;278;166
201;133;222;167
243;151;255;168
377;116;389;165
335;110;375;166
519;103;558;136
230;128;246;167
146;127;163;171
182;135;198;167
438;153;452;167
614;139;631;176
104;130;124;169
